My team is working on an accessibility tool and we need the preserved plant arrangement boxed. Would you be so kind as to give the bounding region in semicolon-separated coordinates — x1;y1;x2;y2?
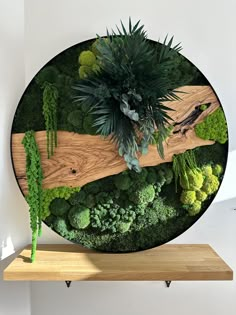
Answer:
11;18;228;261
74;19;182;171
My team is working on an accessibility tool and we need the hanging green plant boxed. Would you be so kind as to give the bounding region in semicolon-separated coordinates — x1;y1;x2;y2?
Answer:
22;131;43;262
74;18;182;172
42;82;58;158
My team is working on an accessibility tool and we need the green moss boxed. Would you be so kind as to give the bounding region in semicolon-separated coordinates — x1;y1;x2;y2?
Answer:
84;181;101;194
68;206;90;229
163;50;207;89
196;190;207;202
117;222;132;233
35;66;59;87
130;168;148;183
201;165;212;177
82;114;93;133
73;212;197;252
44;214;56;227
68;190;86;206
213;164;223;177
173;150;198;191
195;108;228;144
160;165;173;185
180;170;204;191
200;104;208;111
79;50;96;66
114;174;131;190
49;198;70;216
79;65;93;79
53;217;75;240
67;110;83;127
81;102;90;113
202;174;219;195
129;184;155;205
84;194;96;208
12;81;44;133
194;143;227;167
188;200;202;216
42;166;212;252
42;186;80;220
180;190;196;205
146;169;157;184
82;114;97;134
40;147;225;252
147;198;177;224
90;199;135;234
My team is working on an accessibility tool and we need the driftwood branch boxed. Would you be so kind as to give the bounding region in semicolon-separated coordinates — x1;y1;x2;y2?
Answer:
11;86;220;195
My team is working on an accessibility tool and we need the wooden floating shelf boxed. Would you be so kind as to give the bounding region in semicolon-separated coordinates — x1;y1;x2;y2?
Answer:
3;244;233;282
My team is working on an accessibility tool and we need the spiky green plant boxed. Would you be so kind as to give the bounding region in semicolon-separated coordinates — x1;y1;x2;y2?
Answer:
74;18;181;172
22;131;43;262
42;82;58;158
172;150;198;191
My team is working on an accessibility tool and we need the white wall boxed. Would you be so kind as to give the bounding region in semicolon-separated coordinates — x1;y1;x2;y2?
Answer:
0;1;31;315
0;1;236;314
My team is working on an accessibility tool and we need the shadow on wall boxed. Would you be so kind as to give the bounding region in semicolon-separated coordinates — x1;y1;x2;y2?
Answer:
0;97;31;261
0;173;30;262
213;150;236;204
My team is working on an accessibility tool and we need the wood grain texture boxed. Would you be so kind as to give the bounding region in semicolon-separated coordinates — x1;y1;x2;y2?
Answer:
169;85;220;125
3;244;233;281
11;85;220;195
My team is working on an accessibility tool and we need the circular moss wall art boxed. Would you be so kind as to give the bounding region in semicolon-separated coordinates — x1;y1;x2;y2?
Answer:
11;19;228;262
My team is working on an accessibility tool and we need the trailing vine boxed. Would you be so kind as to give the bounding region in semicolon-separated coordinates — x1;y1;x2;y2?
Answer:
42;82;58;158
22;131;43;262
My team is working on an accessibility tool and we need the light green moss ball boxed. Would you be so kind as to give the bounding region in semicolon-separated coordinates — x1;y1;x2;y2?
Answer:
79;50;96;66
180;170;204;191
79;66;93;79
188;200;202;216
212;164;223;177
196;190;208;202
201;165;212;177
202;174;219;195
180;190;196;205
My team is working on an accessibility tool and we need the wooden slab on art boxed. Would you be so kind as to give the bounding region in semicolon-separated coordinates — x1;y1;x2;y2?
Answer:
169;85;220;125
3;244;233;281
11;85;220;194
